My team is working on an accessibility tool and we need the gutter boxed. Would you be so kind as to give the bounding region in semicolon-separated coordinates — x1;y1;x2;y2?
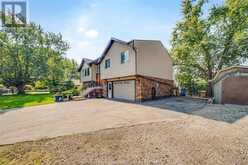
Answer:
132;40;138;75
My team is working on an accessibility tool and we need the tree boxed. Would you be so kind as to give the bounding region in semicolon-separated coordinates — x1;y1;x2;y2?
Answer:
171;0;248;96
0;22;69;94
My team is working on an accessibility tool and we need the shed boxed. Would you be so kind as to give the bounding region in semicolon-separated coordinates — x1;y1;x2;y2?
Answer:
211;66;248;105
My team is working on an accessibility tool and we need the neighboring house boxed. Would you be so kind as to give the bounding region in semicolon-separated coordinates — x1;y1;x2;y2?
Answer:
78;38;174;101
211;66;248;105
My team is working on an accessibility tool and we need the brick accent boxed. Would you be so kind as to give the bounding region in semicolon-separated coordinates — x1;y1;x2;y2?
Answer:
101;80;108;97
96;73;101;86
222;76;248;105
102;75;173;101
136;75;173;101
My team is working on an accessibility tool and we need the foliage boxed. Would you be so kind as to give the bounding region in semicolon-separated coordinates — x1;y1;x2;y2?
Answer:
0;19;71;94
47;80;76;94
171;0;248;96
0;94;54;110
24;85;34;91
34;80;47;90
46;56;79;93
62;88;80;97
78;84;87;92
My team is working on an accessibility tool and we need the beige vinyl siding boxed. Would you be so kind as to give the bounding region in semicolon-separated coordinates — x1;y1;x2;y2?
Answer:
81;63;96;82
135;41;173;80
91;64;97;81
100;42;136;80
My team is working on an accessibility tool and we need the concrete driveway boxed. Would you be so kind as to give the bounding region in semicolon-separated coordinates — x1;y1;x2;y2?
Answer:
0;99;185;145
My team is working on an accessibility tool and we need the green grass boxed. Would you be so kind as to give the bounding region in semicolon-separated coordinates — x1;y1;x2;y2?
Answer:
0;93;54;111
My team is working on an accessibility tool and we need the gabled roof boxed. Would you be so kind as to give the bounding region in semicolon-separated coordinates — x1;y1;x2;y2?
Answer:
98;38;165;64
98;38;131;63
77;58;93;72
77;38;167;69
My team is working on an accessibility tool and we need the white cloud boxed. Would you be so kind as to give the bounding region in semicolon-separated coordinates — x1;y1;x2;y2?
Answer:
78;27;85;33
85;29;99;38
78;41;90;48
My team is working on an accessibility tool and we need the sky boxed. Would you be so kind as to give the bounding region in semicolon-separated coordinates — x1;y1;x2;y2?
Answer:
2;0;224;63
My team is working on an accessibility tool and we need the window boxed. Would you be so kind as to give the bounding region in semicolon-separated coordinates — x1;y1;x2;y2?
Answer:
105;59;111;69
121;51;129;64
82;68;90;77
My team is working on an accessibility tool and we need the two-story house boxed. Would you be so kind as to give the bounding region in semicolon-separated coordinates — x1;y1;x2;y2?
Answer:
78;38;174;101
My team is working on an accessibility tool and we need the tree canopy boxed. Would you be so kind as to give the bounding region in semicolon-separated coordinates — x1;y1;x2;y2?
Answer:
171;0;248;96
0;19;78;94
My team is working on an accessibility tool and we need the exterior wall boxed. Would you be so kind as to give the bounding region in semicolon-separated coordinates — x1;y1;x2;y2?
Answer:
212;67;248;105
102;79;108;97
80;63;92;82
91;64;97;81
100;42;136;80
136;75;173;101
222;76;248;105
102;75;173;101
135;41;173;80
213;81;222;104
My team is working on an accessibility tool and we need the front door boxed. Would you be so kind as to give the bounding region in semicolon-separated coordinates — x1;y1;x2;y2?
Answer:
108;82;113;98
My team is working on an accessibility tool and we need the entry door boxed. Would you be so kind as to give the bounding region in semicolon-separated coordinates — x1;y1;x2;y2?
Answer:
108;82;113;98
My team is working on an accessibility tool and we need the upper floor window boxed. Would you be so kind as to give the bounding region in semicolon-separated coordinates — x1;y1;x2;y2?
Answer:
82;68;90;77
105;59;111;69
121;51;129;64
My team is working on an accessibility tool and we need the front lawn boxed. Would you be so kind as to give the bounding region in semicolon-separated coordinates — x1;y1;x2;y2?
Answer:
0;94;54;111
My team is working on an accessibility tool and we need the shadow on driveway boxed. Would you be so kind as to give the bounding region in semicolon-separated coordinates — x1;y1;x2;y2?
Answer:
140;97;248;124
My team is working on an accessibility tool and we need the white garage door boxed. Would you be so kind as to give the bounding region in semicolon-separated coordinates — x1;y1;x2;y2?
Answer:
113;80;135;100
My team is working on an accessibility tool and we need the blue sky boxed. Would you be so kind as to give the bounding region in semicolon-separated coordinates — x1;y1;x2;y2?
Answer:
4;0;224;63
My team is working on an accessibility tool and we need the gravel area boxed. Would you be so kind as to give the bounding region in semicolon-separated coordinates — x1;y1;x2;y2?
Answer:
1;117;248;165
142;97;248;123
1;97;248;164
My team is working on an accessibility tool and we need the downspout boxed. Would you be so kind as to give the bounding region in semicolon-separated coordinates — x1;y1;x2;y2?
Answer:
132;40;139;102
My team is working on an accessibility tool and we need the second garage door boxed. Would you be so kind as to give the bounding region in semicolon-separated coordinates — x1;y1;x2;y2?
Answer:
113;80;135;101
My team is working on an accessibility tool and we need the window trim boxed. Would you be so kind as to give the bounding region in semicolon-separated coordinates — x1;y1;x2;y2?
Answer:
82;67;90;77
105;59;111;69
120;50;129;64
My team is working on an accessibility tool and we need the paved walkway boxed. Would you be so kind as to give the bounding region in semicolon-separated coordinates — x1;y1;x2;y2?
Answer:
0;99;185;145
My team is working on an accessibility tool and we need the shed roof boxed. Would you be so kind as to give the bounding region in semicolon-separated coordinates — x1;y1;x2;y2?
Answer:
210;66;248;84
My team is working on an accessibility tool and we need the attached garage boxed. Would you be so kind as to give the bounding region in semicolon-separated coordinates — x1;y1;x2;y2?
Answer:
107;80;135;101
211;66;248;105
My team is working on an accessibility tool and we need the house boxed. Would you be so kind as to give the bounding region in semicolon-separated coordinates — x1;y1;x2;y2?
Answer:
78;58;101;88
211;66;248;105
78;38;174;101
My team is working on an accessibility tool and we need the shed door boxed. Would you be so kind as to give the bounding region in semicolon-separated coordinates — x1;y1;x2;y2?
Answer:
113;80;135;101
222;76;248;105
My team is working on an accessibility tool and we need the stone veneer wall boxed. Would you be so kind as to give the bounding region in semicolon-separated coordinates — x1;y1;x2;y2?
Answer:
101;79;108;98
136;76;173;101
101;75;173;101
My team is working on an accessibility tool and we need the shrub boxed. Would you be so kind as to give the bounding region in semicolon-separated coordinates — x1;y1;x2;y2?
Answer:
24;85;34;91
35;80;47;90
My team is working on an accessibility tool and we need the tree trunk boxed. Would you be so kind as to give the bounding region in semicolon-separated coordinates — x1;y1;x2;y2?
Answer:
16;84;25;95
207;69;213;97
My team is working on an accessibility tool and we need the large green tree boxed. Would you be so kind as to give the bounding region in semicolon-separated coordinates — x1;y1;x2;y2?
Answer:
171;0;248;96
0;22;70;94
